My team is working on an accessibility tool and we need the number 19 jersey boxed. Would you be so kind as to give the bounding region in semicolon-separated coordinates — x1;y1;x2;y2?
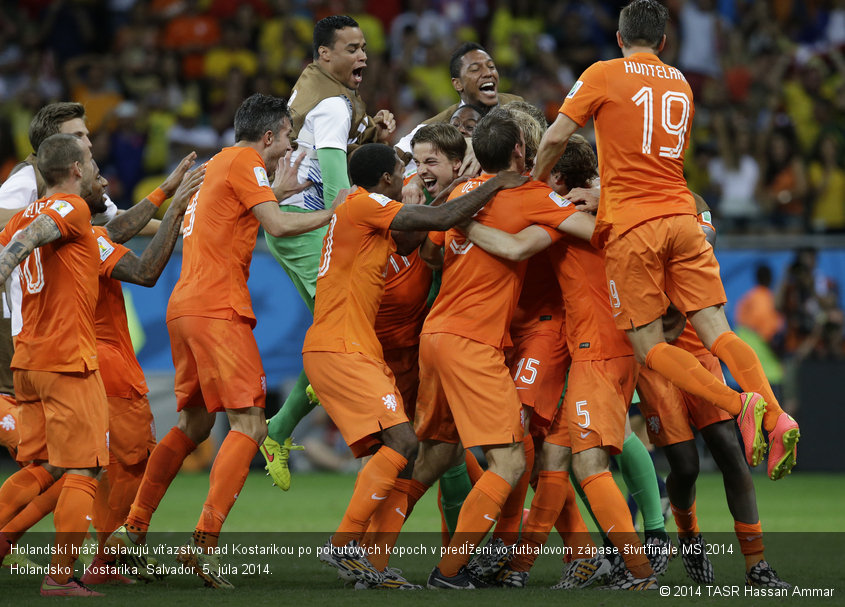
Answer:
560;52;696;246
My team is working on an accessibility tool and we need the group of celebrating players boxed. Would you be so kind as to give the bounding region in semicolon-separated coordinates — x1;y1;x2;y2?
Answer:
0;0;800;597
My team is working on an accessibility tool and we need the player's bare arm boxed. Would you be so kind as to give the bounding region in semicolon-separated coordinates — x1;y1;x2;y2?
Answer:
463;223;552;261
106;151;197;243
419;236;443;268
0;214;62;283
532;114;581;183
110;166;205;287
373;109;396;143
390;171;527;232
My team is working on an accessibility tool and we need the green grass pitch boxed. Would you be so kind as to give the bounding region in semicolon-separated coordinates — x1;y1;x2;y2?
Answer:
2;469;843;606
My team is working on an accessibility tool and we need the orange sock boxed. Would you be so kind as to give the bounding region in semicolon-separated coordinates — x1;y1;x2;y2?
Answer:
404;479;429;519
1;475;64;542
94;460;146;557
510;470;568;572
464;450;483;485
194;431;258;548
0;464;54;528
52;474;98;584
333;446;407;547
671;502;699;538
127;427;195;536
581;471;652;578
362;478;412;571
711;332;784;431
647;342;741;416
555;481;595;563
494;435;534;546
438;470;511;577
734;520;765;570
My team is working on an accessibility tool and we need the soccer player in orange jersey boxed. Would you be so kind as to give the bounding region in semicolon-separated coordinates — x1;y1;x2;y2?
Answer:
400;108;592;589
637;212;791;589
462;135;659;590
532;0;798;481
305;143;527;588
105;94;338;590
0;163;203;586
0;134;108;597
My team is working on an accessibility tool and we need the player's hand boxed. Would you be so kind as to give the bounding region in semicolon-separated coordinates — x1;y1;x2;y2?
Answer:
160;151;197;197
169;164;206;213
273;151;313;202
329;186;356;212
494;170;529;190
567;186;600;213
401;179;426;206
458;145;481;178
373;110;396;142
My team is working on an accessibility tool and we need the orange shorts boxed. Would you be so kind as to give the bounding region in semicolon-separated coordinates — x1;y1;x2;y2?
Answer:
303;350;409;458
14;369;108;468
508;329;569;435
603;215;727;330
416;333;523;449
545;357;637;455
636;353;733;447
107;392;156;466
0;393;20;460
383;345;420;421
168;315;266;413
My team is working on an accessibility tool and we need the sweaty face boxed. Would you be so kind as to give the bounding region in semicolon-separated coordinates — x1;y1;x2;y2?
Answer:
322;27;367;89
412;142;461;196
449;106;482;138
59;117;92;150
454;50;499;107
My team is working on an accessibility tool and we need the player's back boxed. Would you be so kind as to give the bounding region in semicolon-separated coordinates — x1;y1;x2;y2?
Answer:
304;187;404;358
423;177;575;350
562;53;696;242
1;195;99;373
510;251;563;338
167;146;266;324
375;250;432;350
548;237;632;361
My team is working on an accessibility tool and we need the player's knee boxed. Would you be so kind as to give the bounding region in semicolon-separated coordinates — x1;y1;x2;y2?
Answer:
669;458;699;487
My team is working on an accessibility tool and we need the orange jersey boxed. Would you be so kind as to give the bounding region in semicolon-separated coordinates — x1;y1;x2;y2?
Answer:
548;237;632;361
510;251;564;337
303;187;403;358
92;227;148;398
560;53;696;246
0;194;99;372
167;146;275;324
375;250;432;349
422;176;578;349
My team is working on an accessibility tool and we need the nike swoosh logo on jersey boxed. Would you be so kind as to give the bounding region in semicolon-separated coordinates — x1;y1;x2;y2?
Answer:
371;493;388;500
395;508;406;518
483;514;497;523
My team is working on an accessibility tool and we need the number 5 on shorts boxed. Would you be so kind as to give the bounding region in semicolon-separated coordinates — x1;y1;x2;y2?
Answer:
576;400;590;429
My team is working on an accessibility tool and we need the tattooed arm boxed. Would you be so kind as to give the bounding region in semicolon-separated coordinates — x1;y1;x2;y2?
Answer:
389;171;528;232
105;152;197;243
0;215;62;283
109;166;204;287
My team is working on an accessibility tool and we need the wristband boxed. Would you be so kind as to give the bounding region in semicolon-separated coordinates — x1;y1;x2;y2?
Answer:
147;187;167;207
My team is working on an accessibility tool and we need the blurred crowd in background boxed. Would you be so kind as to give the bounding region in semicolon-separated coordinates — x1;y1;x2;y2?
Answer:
0;0;844;234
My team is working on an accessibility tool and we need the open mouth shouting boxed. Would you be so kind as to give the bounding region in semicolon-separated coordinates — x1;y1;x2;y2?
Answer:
478;81;498;103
